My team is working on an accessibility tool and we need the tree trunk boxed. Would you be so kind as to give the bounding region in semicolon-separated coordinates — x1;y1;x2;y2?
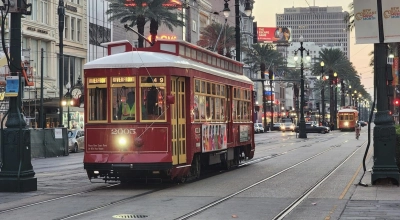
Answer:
137;15;146;48
150;19;158;45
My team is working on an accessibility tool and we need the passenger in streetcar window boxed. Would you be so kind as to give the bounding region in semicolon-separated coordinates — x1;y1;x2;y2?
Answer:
118;91;135;120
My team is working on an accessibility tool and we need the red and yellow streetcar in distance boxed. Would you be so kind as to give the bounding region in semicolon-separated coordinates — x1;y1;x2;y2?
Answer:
83;40;255;182
337;106;359;131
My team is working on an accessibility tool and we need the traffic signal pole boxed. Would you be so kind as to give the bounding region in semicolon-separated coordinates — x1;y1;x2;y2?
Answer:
371;0;400;185
0;0;37;192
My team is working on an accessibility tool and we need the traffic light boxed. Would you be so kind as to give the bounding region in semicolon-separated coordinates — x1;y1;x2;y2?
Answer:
268;69;274;80
253;22;258;44
316;102;320;109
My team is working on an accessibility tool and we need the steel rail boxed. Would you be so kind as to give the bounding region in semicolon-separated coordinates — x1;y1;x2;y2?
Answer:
272;140;367;220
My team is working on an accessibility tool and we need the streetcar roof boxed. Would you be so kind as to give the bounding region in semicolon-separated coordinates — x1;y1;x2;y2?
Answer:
83;51;253;84
338;109;358;113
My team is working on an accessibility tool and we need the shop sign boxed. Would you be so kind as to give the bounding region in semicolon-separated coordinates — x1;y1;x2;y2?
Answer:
27;27;48;35
65;4;78;12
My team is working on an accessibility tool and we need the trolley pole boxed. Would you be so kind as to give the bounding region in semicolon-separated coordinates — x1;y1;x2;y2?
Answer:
371;0;400;185
0;0;37;192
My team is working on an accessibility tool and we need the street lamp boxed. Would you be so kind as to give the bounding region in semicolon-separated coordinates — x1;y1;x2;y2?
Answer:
224;0;252;61
293;36;310;138
330;71;338;130
62;82;74;129
320;61;326;125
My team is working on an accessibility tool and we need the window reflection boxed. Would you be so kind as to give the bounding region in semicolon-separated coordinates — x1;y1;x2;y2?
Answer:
141;86;166;120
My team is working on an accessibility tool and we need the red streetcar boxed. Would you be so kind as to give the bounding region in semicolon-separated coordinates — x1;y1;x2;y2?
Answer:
83;40;255;182
337;106;359;131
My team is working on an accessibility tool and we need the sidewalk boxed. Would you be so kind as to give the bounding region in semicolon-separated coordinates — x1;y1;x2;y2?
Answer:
340;158;400;219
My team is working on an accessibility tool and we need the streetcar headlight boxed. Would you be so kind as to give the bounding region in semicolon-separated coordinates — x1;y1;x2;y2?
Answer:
344;122;349;127
118;137;127;147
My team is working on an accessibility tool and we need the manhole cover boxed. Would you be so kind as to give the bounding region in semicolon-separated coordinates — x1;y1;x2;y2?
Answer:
112;214;148;219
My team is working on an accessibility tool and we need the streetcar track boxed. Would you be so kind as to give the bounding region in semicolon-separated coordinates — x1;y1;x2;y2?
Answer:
0;133;357;218
0;184;120;214
272;140;367;220
174;136;362;220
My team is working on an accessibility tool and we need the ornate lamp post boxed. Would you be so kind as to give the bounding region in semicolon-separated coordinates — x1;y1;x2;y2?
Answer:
224;0;252;62
320;61;326;125
293;36;310;138
62;82;74;129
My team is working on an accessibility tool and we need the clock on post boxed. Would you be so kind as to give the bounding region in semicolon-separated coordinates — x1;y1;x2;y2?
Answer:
72;76;84;106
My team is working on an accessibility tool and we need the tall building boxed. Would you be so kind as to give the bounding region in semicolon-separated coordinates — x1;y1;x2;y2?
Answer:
276;6;350;58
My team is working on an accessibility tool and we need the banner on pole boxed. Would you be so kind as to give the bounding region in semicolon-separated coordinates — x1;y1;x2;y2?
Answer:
382;0;400;43
354;0;379;44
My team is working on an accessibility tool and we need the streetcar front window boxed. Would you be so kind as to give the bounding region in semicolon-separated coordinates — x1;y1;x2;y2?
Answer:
112;87;136;121
88;88;107;121
139;76;166;121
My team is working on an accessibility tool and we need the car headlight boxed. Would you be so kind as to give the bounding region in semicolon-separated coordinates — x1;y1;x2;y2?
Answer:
290;125;294;129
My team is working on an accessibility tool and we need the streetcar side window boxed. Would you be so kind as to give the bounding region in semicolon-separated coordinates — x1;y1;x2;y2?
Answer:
88;88;107;121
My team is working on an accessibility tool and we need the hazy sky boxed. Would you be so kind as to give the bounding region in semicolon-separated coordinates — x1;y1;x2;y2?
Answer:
253;0;374;97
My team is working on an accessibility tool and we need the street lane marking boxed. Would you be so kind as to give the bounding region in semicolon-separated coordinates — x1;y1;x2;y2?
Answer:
324;205;337;220
339;141;370;200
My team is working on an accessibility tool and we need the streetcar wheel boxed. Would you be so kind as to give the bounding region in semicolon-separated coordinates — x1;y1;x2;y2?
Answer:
74;143;78;153
191;154;201;179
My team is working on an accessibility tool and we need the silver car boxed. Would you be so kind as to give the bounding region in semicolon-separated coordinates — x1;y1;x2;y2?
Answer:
68;130;85;153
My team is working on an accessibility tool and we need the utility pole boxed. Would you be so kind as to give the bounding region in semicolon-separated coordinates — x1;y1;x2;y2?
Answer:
58;0;65;127
371;0;400;185
0;0;37;192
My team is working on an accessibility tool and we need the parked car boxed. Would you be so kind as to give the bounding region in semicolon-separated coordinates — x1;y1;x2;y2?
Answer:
68;129;85;153
280;122;295;132
268;123;282;131
254;123;265;133
294;123;329;134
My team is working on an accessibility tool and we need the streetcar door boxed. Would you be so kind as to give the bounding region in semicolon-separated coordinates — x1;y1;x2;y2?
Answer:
171;77;187;165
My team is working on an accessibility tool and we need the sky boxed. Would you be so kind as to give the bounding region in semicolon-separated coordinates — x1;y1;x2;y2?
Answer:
253;0;374;97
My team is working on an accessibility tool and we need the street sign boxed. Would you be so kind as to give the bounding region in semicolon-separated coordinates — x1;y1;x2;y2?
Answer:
5;76;19;97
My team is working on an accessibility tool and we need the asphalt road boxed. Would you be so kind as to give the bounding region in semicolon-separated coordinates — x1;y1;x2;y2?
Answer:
0;127;372;220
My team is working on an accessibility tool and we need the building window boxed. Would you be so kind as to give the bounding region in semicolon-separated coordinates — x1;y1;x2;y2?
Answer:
40;0;48;24
71;17;75;41
65;16;69;39
77;19;81;42
192;20;197;32
31;0;37;21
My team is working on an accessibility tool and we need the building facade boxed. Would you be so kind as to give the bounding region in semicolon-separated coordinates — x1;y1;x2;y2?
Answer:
0;0;89;128
276;6;350;58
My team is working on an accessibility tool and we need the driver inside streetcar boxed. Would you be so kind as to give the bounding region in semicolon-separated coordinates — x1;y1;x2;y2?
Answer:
118;91;135;120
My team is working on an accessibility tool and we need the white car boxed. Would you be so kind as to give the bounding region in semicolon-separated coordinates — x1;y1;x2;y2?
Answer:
68;129;85;153
254;123;265;133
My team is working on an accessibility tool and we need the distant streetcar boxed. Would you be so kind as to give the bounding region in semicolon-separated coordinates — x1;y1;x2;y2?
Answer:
337;107;359;131
82;40;255;182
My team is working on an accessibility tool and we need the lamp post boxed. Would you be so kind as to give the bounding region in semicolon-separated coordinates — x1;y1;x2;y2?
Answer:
260;63;267;130
0;0;37;192
62;82;73;129
293;36;310;138
348;85;352;106
320;61;326;125
58;0;65;127
329;72;338;130
340;79;345;107
224;0;251;62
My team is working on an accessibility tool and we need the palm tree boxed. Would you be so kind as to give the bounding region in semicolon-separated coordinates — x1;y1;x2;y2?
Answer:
197;22;236;57
243;43;286;76
106;0;184;48
344;2;354;31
